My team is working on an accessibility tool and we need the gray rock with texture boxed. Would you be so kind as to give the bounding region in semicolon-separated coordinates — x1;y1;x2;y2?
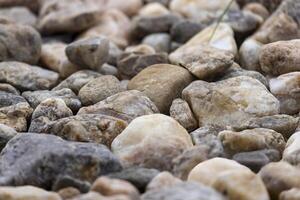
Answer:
0;124;17;151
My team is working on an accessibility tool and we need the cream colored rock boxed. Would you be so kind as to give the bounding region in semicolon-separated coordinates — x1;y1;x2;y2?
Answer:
105;0;143;16
218;128;286;155
138;3;170;17
146;172;182;191
243;3;269;21
280;188;300;200
239;38;263;71
187;158;250;186
283;132;300;165
111;114;193;171
80;9;131;48
91;177;139;200
0;186;61;200
172;23;237;56
212;170;269;200
270;72;300;114
182;76;280;128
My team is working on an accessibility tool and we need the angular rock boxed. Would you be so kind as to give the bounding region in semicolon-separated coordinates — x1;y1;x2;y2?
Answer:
182;76;280;128
169;44;234;80
142;33;171;53
66;37;109;70
22;89;81;112
52;70;102;94
128;64;194;113
0;6;37;26
38;0;102;34
142;182;225;200
111;114;193;171
0;22;41;64
233;149;281;172
0;186;61;200
0;133;122;188
0;124;17;151
0;61;59;91
170;98;198;132
218;128;286;155
78;75;123;106
29;98;73;133
108;167;160;192
259;162;300;199
260;40;300;75
78;90;159;123
270;72;300;115
41;114;127;147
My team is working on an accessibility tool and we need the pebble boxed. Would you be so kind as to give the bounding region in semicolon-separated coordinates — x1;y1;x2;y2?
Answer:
0;22;41;64
280;188;300;200
0;0;40;12
0;133;122;188
22;88;81;112
243;3;270;20
57;187;80;200
170;98;198;132
66;37;109;70
170;20;205;43
0;124;17;151
282;132;300;165
98;64;118;77
111;114;193;171
142;33;171;53
138;3;170;17
78;90;159;122
78;75;124;106
128;64;194;113
146;172;182;191
41;114;127;147
0;6;37;26
0;61;59;91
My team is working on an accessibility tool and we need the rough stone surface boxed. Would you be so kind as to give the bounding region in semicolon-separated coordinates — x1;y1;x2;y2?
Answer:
280;188;300;200
282;132;300;165
22;89;81;112
78;90;159;123
146;172;182;191
0;124;17;151
0;62;59;91
170;20;204;43
128;64;194;113
41;114;127;147
142;33;171;53
0;133;122;188
0;6;37;26
111;114;193;171
78;75;123;106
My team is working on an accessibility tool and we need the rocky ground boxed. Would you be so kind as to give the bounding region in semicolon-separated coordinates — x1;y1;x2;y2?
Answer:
0;0;300;199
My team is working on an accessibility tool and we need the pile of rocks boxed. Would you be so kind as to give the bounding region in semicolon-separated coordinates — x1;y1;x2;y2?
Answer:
0;0;300;199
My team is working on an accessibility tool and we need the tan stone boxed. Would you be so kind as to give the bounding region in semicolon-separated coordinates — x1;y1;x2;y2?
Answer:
146;172;182;191
280;188;300;200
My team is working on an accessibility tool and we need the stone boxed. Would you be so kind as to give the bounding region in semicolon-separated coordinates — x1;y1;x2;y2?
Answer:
0;133;122;188
131;13;181;39
80;9;131;48
38;0;102;34
108;167;160;192
91;177;139;199
0;6;37;26
190;126;225;158
41;114;127;147
0;22;41;64
0;91;33;131
233;149;281;172
0;84;19;95
142;182;225;200
28;98;73;133
111;114;193;171
143;0;170;6
146;172;182;191
282;132;300;165
98;64;118;77
169;44;234;80
239;38;263;72
270;72;300;115
236;0;282;12
259;162;300;199
0;61;59;91
182;76;280;128
117;48;169;79
22;89;81;112
0;124;17;151
170;98;198;132
66;37;109;70
233;114;299;139
171;23;238;57
105;0;143;17
138;2;170;17
0;0;40;12
142;33;171;53
57;58;82;79
128;64;194;113
0;186;61;200
243;3;270;20
52;70;102;94
280;188;300;200
78;90;159;123
188;158;251;186
219;63;268;87
172;146;209;180
107;41;123;66
212;169;269;200
57;187;80;200
260;40;300;75
170;20;205;43
78;75;123;106
52;175;90;193
71;192;131;200
218;128;286;155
